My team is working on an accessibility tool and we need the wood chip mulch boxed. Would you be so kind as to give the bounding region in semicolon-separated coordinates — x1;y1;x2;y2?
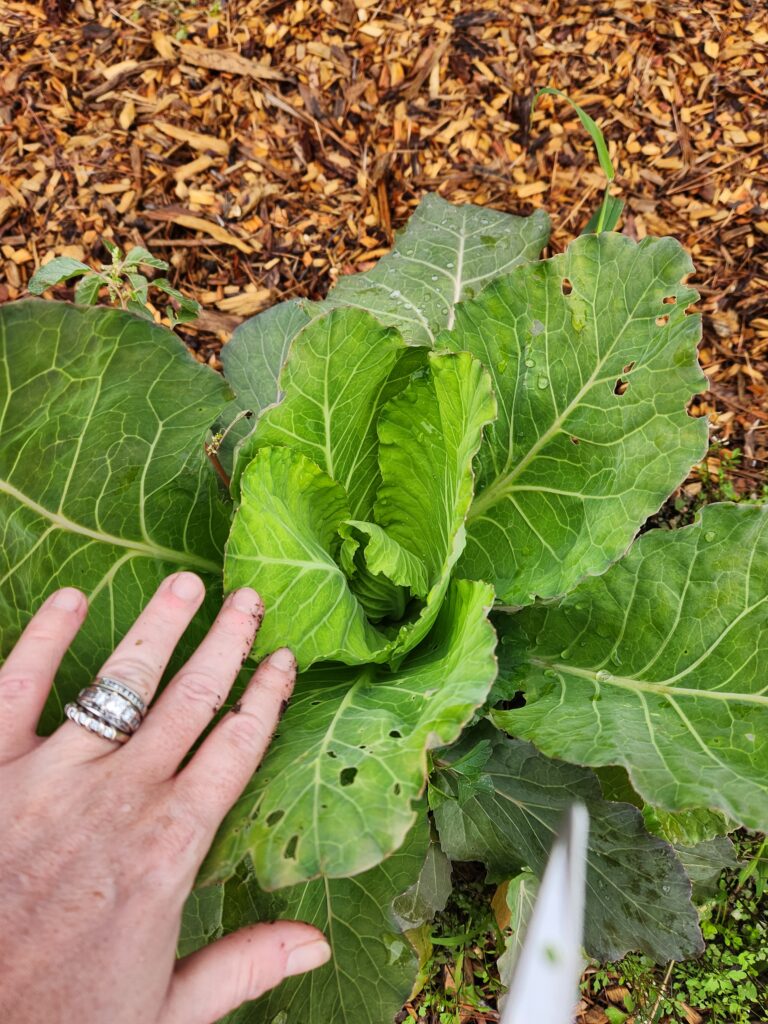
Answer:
1;0;767;498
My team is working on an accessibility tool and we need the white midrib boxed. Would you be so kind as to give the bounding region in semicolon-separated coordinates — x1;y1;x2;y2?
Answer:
0;477;220;573
445;217;467;331
533;659;768;708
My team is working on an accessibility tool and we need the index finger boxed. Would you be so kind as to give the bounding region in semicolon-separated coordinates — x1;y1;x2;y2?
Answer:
0;588;87;761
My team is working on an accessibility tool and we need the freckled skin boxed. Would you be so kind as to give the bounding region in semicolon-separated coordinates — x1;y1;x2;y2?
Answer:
0;577;327;1024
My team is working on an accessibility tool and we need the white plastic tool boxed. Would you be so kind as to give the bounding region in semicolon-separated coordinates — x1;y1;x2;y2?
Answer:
501;804;589;1024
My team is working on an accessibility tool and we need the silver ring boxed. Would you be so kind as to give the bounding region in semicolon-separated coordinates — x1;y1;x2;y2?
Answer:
66;676;148;744
65;703;130;744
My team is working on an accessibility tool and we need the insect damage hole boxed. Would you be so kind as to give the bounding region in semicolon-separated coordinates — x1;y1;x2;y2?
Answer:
340;767;358;786
623;361;635;374
663;295;676;304
389;729;402;738
561;277;573;295
284;835;299;860
613;378;630;396
656;314;669;327
266;809;284;828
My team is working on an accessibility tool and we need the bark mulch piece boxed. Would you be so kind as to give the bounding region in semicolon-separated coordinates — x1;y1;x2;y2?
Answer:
2;1;766;503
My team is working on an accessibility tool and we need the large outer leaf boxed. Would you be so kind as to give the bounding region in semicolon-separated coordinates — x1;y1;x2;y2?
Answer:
314;194;550;346
188;817;427;1024
493;503;768;832
225;447;388;668
442;232;707;605
391;835;453;931
200;579;497;889
432;726;702;962
219;299;310;475
0;300;231;721
233;308;414;511
218;197;547;485
222;299;310;415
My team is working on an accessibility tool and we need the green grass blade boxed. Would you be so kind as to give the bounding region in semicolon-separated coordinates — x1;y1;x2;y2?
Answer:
534;87;615;181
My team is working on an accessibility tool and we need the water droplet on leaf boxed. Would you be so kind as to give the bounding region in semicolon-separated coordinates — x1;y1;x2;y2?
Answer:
537;377;549;389
705;531;716;542
595;669;613;682
525;358;535;368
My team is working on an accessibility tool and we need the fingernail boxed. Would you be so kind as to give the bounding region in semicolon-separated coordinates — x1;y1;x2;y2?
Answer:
231;587;261;614
50;588;83;612
285;939;331;977
268;647;295;672
170;572;203;601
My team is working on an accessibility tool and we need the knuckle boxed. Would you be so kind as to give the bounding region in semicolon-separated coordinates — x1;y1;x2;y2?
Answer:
22;624;60;646
0;674;38;701
100;656;159;697
225;708;270;755
173;670;225;710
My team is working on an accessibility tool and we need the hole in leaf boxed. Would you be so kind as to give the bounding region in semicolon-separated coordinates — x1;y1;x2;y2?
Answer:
623;361;636;374
570;436;580;445
310;700;321;706
340;767;358;786
656;314;669;327
614;378;629;396
389;729;402;738
266;810;284;828
284;835;298;860
393;783;401;795
561;278;573;294
663;295;676;304
327;750;337;758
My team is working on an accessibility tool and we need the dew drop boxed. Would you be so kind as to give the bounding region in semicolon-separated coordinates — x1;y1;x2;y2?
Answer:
537;376;549;390
531;319;545;335
746;733;756;742
447;261;455;268
430;274;438;281
595;669;613;682
661;885;671;894
704;531;716;542
525;358;535;368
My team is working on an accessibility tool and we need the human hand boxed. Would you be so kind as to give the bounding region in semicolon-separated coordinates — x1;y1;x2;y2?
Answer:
0;573;331;1024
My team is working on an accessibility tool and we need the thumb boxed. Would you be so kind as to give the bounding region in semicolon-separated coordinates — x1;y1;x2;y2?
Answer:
161;921;331;1024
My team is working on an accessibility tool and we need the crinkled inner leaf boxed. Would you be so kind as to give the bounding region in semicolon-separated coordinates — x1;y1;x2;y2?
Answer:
378;351;496;662
225;446;388;668
441;232;707;605
432;725;703;962
233;307;413;509
0;300;231;725
200;578;496;889
493;502;768;832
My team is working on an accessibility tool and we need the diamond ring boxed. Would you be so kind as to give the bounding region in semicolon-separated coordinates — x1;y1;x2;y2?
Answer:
64;675;148;745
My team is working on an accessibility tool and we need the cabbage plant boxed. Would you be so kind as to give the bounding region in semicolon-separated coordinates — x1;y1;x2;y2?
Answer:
1;194;766;1024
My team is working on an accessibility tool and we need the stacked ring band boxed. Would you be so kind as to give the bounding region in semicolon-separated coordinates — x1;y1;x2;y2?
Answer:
64;675;148;744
